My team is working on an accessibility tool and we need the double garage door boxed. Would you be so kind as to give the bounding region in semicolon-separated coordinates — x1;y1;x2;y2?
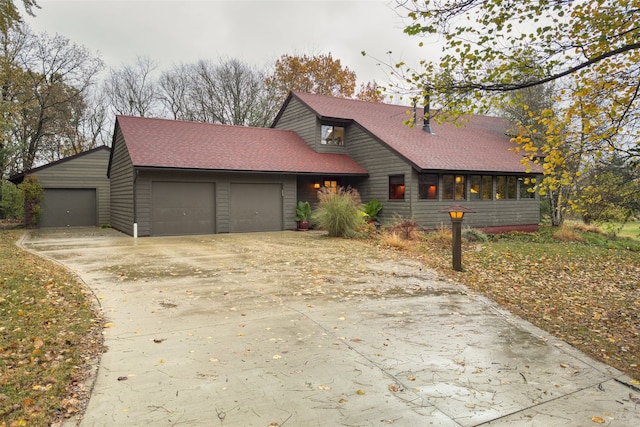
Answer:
40;188;97;227
151;182;283;236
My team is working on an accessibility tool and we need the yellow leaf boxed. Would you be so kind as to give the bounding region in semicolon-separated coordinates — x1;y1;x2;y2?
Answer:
591;415;605;423
103;322;115;328
356;389;366;395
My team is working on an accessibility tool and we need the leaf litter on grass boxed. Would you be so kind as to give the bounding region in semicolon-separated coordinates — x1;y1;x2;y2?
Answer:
406;228;640;381
0;230;105;426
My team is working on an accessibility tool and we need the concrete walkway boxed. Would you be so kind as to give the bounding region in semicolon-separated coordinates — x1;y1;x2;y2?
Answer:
21;228;640;427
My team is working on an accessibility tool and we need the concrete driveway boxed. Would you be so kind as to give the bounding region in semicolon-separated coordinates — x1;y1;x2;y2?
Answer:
20;228;640;427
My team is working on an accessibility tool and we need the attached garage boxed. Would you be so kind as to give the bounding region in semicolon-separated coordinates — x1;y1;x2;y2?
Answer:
108;116;367;237
40;188;97;227
151;181;216;236
229;183;282;233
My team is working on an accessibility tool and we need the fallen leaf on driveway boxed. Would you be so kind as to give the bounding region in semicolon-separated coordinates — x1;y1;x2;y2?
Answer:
591;415;605;423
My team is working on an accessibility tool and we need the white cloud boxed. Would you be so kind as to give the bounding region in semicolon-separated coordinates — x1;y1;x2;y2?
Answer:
25;0;434;86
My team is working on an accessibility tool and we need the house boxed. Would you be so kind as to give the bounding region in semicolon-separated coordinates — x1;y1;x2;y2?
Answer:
8;146;111;227
107;92;540;237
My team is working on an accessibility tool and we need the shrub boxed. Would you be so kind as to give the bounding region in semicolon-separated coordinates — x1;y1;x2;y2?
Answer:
312;186;364;237
295;200;312;222
423;225;452;248
18;175;43;228
0;180;24;219
380;232;411;249
462;227;488;242
362;198;382;221
553;225;585;242
387;216;420;240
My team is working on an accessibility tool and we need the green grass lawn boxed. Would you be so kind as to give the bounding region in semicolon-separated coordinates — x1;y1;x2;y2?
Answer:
618;221;640;240
0;230;104;426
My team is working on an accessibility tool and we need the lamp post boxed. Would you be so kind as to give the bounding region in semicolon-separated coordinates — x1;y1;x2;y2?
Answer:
440;206;475;271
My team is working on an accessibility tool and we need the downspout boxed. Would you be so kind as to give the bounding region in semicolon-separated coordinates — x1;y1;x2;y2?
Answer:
133;168;138;238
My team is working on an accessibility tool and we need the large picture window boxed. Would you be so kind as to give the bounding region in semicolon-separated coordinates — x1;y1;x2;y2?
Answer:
418;174;438;199
321;125;345;145
389;175;405;200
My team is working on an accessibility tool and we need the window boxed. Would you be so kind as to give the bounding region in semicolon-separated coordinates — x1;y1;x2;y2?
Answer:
496;176;517;199
519;176;536;198
443;174;466;200
321;125;345;145
323;179;338;193
389;175;405;200
470;175;493;200
418;174;438;199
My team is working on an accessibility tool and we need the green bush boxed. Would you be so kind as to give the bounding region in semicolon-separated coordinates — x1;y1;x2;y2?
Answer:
19;175;43;228
462;227;488;242
295;200;312;221
312;186;364;237
0;180;24;219
362;198;382;221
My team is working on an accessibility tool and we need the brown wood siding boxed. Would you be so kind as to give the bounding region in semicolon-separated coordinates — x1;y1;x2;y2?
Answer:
32;148;110;226
272;98;318;149
135;171;297;235
109;131;135;235
345;126;412;222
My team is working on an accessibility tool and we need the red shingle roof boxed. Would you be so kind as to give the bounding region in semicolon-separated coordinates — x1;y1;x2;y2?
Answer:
292;92;539;173
116;115;367;175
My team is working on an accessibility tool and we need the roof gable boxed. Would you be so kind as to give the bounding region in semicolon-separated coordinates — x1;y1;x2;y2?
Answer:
9;146;111;184
115;116;367;175
289;92;540;173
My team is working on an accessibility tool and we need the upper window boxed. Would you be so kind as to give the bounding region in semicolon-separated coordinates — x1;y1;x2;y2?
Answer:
389;175;405;200
418;174;438;200
321;125;345;145
443;174;466;200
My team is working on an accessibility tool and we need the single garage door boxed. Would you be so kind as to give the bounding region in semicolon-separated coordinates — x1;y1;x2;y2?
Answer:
230;183;283;233
151;182;215;236
40;188;97;227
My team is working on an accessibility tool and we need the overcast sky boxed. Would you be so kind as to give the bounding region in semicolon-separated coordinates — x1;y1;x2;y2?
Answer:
23;0;436;88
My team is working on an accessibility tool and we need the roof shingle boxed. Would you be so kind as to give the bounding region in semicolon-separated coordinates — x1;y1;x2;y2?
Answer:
116;115;367;175
292;92;539;173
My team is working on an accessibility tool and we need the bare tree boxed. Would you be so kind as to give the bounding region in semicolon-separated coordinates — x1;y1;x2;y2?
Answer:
158;63;193;120
158;57;279;126
104;56;160;117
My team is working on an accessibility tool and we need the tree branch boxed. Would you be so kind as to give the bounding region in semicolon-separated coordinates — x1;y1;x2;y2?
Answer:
454;42;640;92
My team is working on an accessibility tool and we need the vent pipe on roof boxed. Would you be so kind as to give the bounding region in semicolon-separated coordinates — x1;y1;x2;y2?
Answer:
423;91;433;134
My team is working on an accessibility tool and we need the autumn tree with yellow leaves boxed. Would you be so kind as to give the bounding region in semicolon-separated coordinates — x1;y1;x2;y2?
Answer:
393;0;640;225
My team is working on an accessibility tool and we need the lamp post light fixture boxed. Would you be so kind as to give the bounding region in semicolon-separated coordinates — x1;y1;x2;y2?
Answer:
440;205;475;271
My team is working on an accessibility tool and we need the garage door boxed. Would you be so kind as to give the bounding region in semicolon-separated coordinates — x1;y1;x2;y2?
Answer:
151;182;215;236
230;183;283;233
40;188;97;227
